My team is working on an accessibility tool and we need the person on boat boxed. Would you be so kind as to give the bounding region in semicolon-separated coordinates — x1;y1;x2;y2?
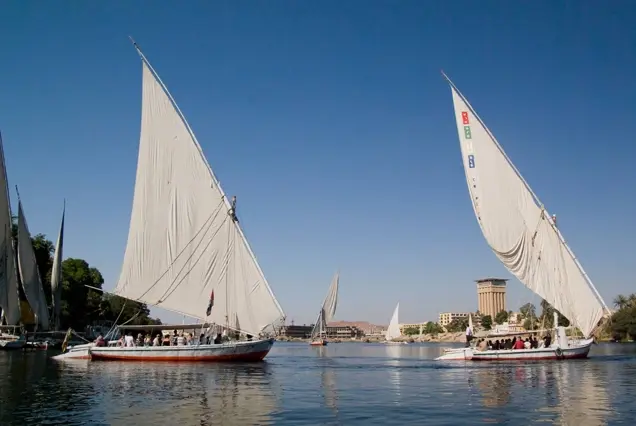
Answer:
543;334;552;347
477;338;487;351
124;332;135;347
465;324;473;347
177;333;185;346
523;338;531;349
117;334;125;347
152;334;161;346
199;333;205;345
95;335;106;347
513;338;525;350
144;334;151;346
213;333;222;344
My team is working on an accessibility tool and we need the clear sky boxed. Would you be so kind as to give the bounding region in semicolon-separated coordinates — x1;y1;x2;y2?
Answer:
0;1;634;326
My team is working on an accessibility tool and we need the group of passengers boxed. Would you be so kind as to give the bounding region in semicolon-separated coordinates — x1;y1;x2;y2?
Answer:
475;334;552;351
99;329;254;348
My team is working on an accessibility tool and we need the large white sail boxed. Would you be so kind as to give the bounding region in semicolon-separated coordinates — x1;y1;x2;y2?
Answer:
385;303;401;341
447;80;607;338
16;201;50;330
310;272;339;339
50;202;65;330
113;50;284;337
0;133;20;325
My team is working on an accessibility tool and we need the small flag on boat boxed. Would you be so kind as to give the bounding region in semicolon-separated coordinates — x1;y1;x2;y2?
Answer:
206;290;215;316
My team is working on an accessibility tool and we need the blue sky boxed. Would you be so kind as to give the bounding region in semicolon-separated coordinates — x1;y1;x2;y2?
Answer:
0;1;634;326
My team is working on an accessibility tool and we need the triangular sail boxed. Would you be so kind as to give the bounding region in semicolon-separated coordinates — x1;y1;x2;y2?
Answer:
16;201;49;330
0;133;20;325
469;314;473;330
310;272;339;339
385;303;401;341
50;202;65;330
447;80;606;338
113;49;284;337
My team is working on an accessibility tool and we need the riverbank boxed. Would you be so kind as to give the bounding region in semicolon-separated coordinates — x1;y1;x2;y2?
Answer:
277;332;467;344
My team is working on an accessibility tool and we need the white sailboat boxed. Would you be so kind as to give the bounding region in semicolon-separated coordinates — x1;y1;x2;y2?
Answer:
436;74;609;361
0;132;25;349
50;202;65;331
16;193;50;331
384;303;407;345
310;272;339;346
55;39;285;362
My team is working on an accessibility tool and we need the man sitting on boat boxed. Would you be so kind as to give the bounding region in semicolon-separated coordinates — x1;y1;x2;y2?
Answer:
94;335;106;347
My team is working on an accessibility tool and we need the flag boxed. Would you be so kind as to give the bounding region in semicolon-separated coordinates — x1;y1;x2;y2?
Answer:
206;290;215;316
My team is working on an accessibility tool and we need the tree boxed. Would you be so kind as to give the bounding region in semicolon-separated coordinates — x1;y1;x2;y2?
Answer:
494;310;509;325
539;299;570;328
614;294;629;310
59;258;105;330
481;315;492;330
519;303;536;320
424;321;444;335
446;318;468;333
403;327;420;336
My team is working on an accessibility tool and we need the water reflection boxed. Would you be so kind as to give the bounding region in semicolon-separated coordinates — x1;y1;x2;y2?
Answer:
316;347;338;414
473;362;612;424
98;362;278;425
384;345;402;404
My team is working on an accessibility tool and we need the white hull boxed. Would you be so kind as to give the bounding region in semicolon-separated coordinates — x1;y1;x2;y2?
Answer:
52;343;94;360
384;341;409;345
54;339;274;362
435;339;593;361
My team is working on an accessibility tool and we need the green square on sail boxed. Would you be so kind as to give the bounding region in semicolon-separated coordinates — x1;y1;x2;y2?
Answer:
464;126;472;139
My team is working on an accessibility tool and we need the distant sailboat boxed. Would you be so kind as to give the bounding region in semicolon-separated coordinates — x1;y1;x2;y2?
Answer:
16;192;50;331
384;303;407;345
50;202;65;331
310;272;339;346
436;74;609;361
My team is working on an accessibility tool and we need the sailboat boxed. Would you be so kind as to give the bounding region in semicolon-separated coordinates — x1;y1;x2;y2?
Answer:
384;303;407;345
309;272;339;346
0;133;25;350
436;74;609;361
55;39;285;362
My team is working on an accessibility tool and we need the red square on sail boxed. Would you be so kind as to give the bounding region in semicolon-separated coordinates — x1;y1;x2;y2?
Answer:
462;111;470;125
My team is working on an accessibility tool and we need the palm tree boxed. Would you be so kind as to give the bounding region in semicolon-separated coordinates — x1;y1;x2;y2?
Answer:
628;294;636;308
613;294;628;310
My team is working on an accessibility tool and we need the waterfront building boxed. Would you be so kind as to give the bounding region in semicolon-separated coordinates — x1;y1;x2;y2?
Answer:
477;278;507;318
438;312;471;327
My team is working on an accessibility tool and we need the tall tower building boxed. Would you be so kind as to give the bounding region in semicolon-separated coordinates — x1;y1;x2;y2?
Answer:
476;278;507;318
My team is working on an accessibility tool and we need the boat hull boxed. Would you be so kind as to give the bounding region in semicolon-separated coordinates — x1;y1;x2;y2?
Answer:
435;339;593;361
0;339;26;350
90;338;275;362
51;343;94;360
310;339;327;346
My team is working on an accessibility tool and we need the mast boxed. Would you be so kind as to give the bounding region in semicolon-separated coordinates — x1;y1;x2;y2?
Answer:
127;37;285;323
441;71;609;317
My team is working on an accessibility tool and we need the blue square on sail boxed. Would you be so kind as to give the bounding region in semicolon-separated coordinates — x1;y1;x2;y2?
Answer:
468;155;475;168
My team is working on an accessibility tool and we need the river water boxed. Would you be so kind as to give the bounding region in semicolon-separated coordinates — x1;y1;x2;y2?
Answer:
0;342;634;425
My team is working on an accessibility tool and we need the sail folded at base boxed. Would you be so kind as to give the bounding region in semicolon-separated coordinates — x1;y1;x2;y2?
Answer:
113;59;284;337
448;83;605;338
310;272;339;339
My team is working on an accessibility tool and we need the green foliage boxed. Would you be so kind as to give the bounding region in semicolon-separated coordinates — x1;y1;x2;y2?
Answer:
480;315;492;330
446;317;468;333
539;299;570;328
609;293;636;341
5;222;162;330
424;321;444;335
494;310;509;325
403;327;420;336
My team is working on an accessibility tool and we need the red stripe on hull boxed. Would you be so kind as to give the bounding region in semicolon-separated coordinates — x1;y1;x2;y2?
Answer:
90;349;270;362
472;352;589;361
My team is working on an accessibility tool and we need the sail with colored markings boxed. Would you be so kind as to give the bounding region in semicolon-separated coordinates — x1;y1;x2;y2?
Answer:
113;50;285;336
446;78;607;338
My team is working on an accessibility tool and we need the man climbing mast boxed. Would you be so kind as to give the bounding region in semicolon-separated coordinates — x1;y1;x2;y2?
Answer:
229;195;239;223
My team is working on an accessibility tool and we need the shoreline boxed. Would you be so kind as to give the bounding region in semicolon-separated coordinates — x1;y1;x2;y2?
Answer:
277;332;467;344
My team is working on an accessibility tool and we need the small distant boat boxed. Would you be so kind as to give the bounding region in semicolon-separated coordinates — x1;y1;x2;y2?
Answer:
309;272;339;347
384;303;408;345
0;333;26;350
435;74;610;362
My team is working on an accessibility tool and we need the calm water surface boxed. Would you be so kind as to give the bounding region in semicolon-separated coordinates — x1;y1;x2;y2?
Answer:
1;342;635;425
